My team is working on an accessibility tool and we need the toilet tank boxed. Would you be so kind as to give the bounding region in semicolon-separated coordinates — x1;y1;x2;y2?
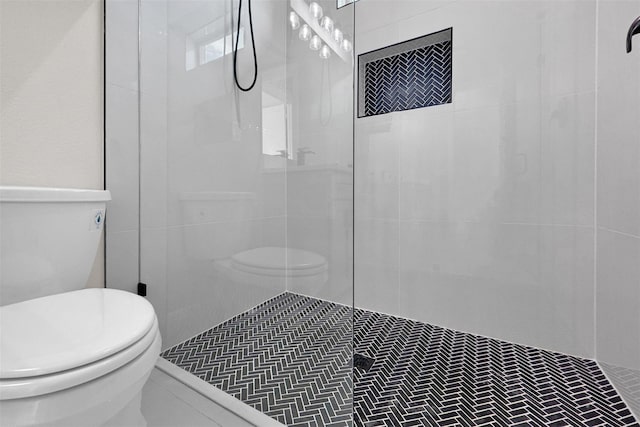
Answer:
0;187;111;306
179;192;255;260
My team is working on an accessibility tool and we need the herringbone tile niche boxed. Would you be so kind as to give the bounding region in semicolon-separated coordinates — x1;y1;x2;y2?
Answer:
358;28;453;117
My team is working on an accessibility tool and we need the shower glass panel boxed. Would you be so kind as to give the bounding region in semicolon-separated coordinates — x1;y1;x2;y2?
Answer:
139;0;290;348
139;0;354;424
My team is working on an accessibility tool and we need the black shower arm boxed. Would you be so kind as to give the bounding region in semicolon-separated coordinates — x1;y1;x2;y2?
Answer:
627;16;640;53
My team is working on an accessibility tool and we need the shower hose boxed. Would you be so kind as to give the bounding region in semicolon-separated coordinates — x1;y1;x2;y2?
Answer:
233;0;258;92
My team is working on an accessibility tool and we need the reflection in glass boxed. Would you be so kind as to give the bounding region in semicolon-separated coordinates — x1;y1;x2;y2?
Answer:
299;24;312;41
262;91;292;169
332;28;344;44
186;20;243;71
309;2;323;20
337;0;359;8
289;11;300;30
319;44;331;59
341;38;352;52
320;16;334;33
310;35;322;51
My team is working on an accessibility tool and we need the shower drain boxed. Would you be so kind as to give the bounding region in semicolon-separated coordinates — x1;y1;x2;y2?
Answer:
353;354;375;372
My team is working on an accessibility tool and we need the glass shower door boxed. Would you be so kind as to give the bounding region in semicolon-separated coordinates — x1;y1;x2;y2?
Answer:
138;0;355;424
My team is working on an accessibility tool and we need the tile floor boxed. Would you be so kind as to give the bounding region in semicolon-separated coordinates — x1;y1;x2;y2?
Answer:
160;292;639;427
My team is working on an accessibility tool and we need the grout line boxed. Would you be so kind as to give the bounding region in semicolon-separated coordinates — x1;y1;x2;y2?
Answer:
351;2;357;423
598;226;640;240
593;0;600;362
137;0;142;286
103;0;107;289
354;217;597;229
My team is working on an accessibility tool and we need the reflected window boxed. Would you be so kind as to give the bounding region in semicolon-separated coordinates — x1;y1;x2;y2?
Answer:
337;0;358;8
262;91;292;169
186;19;244;71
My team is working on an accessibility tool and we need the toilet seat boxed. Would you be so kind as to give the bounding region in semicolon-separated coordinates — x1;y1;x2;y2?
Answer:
231;247;328;277
0;288;159;400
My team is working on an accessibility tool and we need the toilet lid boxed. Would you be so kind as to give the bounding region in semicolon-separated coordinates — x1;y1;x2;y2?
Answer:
0;288;155;379
231;247;327;273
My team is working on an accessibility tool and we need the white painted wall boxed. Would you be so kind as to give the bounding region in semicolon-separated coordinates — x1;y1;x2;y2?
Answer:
0;0;105;287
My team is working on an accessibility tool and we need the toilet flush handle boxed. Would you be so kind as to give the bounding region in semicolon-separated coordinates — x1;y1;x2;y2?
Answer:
92;209;105;230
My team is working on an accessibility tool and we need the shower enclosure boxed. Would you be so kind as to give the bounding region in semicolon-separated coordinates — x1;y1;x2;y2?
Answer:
106;0;640;425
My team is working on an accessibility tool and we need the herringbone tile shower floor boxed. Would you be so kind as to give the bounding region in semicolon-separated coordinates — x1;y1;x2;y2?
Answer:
162;293;639;427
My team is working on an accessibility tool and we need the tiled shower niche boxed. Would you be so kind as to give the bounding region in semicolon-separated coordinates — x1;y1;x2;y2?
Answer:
358;28;452;117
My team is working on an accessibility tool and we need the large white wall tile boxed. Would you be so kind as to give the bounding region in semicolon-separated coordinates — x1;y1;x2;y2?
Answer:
398;107;454;222
354;218;399;314
397;221;595;358
106;230;139;293
596;229;640;369
596;0;640;237
106;84;140;233
140;227;169;344
355;0;451;36
106;0;138;91
139;0;168;99
140;92;168;231
355;115;399;220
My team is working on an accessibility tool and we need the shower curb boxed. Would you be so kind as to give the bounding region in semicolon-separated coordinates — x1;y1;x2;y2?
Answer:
155;358;286;427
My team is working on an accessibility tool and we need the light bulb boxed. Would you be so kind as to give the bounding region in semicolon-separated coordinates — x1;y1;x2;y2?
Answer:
341;39;352;52
309;35;322;51
332;28;343;44
309;2;323;20
320;16;334;33
319;44;331;59
299;24;312;41
289;11;300;30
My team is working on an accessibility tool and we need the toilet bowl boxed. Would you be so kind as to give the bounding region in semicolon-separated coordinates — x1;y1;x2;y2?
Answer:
216;246;329;292
0;288;161;426
0;187;161;426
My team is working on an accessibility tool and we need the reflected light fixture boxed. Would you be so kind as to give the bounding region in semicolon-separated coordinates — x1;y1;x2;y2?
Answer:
319;44;331;59
309;2;323;20
299;24;312;41
309;34;322;51
320;16;334;33
289;11;300;30
332;28;344;44
289;1;352;63
341;39;352;52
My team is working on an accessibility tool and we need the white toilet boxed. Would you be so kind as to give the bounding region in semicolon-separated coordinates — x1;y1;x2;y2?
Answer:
0;186;161;427
221;246;329;292
180;191;329;293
